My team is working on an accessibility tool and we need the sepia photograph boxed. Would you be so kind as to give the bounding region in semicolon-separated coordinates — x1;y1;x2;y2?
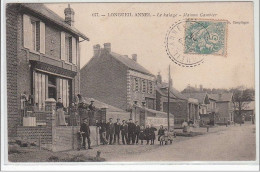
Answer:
1;0;259;171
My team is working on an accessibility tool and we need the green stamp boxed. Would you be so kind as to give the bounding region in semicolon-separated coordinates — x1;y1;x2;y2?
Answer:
184;20;227;56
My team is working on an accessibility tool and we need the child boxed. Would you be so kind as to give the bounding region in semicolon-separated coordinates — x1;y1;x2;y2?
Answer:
164;128;169;145
168;128;174;144
144;125;150;145
150;125;157;145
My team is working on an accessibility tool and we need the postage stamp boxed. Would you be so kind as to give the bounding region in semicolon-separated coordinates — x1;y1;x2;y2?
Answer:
165;19;228;67
184;19;228;56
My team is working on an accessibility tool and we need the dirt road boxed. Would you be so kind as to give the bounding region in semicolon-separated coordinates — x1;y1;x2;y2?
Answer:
108;124;256;161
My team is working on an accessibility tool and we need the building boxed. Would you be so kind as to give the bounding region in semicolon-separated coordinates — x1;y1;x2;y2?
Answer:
155;73;199;127
80;43;156;111
6;4;89;137
209;93;234;124
234;101;255;122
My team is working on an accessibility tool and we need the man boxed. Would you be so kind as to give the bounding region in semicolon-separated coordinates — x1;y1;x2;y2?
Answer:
88;100;96;111
80;118;92;149
134;121;140;144
127;119;136;144
114;118;121;144
106;118;115;145
97;119;108;145
120;120;128;145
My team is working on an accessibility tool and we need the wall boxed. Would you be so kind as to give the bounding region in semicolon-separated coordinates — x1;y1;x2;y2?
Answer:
215;102;230;123
52;126;100;152
80;51;128;110
45;25;61;59
6;4;19;137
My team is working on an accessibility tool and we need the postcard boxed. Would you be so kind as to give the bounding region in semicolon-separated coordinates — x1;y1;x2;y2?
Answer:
1;0;259;171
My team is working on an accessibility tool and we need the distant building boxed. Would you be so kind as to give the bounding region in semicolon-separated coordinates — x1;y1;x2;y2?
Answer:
80;43;156;112
234;101;255;122
6;4;88;136
156;73;199;127
209;93;234;124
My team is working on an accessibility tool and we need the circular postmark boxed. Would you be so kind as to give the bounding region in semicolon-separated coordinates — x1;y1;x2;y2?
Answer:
165;19;227;67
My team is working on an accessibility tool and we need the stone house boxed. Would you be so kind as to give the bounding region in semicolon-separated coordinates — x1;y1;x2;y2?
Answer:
6;3;88;137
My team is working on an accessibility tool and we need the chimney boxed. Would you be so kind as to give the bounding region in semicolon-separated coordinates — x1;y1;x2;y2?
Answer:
156;72;162;84
93;44;100;56
104;43;111;53
132;54;137;62
200;85;203;92
64;4;75;26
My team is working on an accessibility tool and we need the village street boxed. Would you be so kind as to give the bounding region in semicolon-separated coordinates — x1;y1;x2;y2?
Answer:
65;123;256;162
8;123;256;162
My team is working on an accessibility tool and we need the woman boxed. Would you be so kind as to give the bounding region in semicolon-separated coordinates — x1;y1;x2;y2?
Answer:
56;98;66;126
158;125;165;145
139;125;145;145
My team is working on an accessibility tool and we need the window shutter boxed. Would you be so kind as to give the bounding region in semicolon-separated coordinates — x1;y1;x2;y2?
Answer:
39;21;45;54
60;32;66;60
72;37;77;64
23;14;32;49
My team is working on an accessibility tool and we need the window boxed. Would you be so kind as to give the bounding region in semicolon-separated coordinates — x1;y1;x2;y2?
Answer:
148;81;153;94
34;72;48;110
134;78;139;92
142;80;146;93
65;36;72;63
23;14;45;53
61;32;77;64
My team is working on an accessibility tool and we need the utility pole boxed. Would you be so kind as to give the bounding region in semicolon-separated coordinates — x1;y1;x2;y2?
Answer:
167;65;170;130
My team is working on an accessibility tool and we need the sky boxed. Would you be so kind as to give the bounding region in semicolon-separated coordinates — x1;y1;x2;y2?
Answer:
46;2;255;91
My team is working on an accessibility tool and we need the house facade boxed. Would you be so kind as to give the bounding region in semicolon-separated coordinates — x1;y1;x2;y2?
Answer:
209;93;234;124
6;4;88;137
80;43;156;112
155;73;199;126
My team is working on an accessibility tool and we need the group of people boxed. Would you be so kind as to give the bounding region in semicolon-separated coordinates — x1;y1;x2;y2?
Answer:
96;118;171;146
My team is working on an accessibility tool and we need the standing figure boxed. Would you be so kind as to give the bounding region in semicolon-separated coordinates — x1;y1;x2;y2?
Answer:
97;119;108;145
114;118;121;144
150;125;157;145
158;125;165;145
80;118;92;149
120;120;128;145
56;98;66;126
139;125;145;145
144;125;151;145
182;119;188;133
88;100;96;111
135;121;140;144
127;119;136;145
106;118;115;145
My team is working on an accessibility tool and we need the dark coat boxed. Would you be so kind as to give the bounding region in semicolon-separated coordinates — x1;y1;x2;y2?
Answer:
56;102;64;109
120;124;128;134
106;122;115;134
114;122;121;134
97;122;106;133
139;130;145;140
135;125;140;134
128;122;136;134
80;123;90;136
158;129;165;136
150;127;157;140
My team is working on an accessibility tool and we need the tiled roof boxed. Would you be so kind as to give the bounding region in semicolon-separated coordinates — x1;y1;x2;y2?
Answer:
156;83;188;100
82;97;126;113
110;52;154;76
209;93;233;102
20;3;89;40
182;92;207;104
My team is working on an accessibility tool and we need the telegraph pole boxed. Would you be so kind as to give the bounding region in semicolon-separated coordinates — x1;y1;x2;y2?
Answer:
167;65;170;130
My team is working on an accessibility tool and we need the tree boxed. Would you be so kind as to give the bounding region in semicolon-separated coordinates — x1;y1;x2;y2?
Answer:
232;88;254;123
